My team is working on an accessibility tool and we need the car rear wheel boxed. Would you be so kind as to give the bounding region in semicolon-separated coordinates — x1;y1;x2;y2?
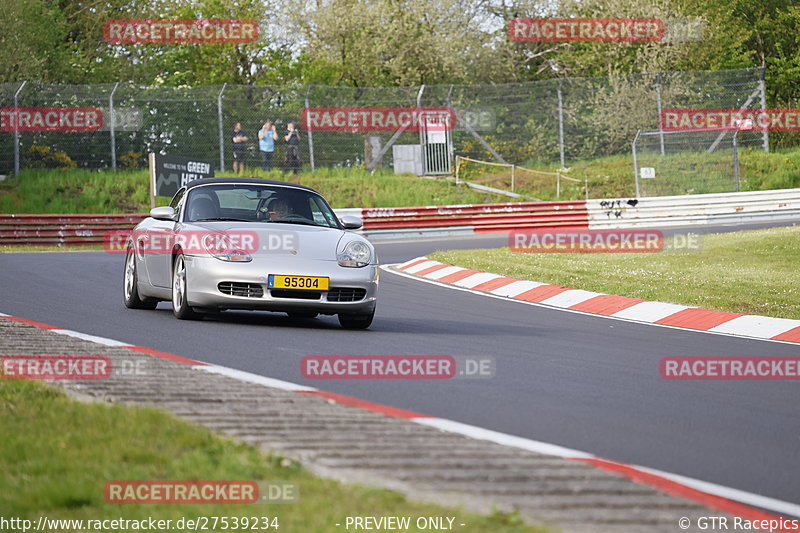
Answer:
124;247;158;310
172;254;199;320
338;309;374;329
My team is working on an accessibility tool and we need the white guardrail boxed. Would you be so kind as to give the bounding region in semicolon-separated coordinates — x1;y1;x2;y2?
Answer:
588;188;800;229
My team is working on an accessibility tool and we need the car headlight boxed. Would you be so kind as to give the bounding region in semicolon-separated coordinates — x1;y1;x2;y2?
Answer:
202;233;252;262
337;240;371;268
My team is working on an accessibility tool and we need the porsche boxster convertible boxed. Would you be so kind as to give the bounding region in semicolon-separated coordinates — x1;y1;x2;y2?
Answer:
122;177;378;329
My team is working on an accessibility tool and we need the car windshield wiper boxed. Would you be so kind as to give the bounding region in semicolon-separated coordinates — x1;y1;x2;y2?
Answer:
192;217;252;222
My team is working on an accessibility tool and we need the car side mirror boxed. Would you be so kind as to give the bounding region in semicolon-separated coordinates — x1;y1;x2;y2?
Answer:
150;206;176;221
340;215;363;230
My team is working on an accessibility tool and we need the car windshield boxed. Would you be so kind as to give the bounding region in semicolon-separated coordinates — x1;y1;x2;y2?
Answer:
184;184;340;228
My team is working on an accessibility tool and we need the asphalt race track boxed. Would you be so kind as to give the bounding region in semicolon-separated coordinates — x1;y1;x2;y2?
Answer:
1;222;799;509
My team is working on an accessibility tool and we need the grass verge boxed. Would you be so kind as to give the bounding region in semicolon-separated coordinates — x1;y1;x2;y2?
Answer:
458;145;800;200
428;226;800;320
0;379;547;532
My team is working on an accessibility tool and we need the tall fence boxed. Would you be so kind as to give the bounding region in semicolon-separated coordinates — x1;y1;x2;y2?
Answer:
0;68;767;176
633;130;745;197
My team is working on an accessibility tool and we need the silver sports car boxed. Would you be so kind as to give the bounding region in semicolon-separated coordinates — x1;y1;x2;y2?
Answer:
123;177;378;329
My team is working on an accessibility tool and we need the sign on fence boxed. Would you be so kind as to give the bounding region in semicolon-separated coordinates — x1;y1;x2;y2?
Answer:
148;153;214;207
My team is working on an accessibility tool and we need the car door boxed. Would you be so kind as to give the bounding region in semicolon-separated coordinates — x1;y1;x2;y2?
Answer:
144;188;185;288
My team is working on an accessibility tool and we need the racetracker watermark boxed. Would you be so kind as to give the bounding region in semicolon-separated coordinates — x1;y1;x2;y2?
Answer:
300;107;455;132
0;356;112;379
509;18;663;42
661;108;800;132
0;107;103;131
509;229;702;253
104;20;259;43
453;107;496;131
661;357;800;380
104;481;297;504
301;356;495;379
103;229;294;255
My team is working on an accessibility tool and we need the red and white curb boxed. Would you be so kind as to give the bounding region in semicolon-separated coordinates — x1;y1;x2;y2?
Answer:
1;310;799;528
392;257;800;345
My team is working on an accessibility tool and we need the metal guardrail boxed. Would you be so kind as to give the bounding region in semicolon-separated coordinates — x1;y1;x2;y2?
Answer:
359;201;588;234
0;213;147;246
2;189;798;246
0;201;589;246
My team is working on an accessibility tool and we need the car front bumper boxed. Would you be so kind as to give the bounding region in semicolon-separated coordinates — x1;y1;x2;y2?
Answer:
183;255;378;314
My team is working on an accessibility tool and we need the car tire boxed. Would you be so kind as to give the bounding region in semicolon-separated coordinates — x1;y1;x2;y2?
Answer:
123;247;158;310
287;311;319;319
172;253;200;320
338;309;374;329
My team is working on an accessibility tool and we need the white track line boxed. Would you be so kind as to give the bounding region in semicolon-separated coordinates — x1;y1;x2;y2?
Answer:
413;417;594;459
51;329;133;347
197;364;317;392
636;465;800;519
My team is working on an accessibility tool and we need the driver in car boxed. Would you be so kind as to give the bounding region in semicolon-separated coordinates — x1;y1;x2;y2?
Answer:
266;197;290;220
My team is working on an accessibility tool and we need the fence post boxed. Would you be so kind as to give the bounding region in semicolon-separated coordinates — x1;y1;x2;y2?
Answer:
511;165;515;192
557;79;566;169
109;82;119;170
733;131;740;192
584;179;588;201
416;84;426;174
305;85;315;171
217;83;227;172
655;71;665;156
13;81;26;176
632;129;641;197
758;73;769;153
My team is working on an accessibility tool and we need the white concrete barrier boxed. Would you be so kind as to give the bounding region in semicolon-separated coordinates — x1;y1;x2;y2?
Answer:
588;188;800;228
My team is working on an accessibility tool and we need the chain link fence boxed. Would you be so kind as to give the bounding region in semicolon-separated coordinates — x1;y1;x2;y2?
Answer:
633;130;747;197
0;67;767;178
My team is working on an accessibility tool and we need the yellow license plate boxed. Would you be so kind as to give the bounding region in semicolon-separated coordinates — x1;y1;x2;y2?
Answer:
269;274;329;291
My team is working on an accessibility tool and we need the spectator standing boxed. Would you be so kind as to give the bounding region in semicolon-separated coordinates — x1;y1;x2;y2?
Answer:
284;122;301;174
258;121;278;171
232;122;248;173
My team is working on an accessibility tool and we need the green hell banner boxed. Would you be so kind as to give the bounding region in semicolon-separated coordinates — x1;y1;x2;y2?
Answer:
149;153;214;206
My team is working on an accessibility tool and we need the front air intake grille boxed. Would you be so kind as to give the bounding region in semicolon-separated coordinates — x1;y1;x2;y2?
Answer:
270;289;321;300
327;288;367;302
218;282;264;298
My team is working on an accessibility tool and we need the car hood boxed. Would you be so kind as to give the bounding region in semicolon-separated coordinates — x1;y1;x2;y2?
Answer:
185;221;348;260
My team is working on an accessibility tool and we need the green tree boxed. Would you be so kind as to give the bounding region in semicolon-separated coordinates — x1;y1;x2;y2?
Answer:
291;0;516;86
